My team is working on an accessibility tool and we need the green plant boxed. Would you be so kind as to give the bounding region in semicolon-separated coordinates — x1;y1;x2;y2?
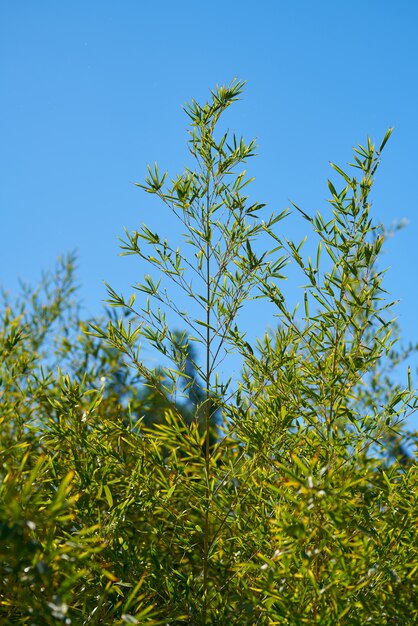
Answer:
1;81;417;625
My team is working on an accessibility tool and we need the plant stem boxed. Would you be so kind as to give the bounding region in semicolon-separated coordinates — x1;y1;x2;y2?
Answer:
202;203;211;624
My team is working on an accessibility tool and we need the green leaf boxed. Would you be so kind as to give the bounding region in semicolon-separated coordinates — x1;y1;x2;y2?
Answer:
104;485;114;508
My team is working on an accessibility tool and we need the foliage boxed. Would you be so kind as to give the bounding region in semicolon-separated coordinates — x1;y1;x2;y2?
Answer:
1;82;417;625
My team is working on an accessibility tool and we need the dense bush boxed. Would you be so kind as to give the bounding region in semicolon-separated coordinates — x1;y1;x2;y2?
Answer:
1;82;417;625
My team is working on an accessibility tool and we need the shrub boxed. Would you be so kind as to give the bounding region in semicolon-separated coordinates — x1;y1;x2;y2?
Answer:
1;82;417;625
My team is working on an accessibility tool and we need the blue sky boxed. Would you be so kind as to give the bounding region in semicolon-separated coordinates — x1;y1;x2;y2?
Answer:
1;2;418;424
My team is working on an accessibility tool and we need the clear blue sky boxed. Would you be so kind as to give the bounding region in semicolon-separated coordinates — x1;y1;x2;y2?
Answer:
1;2;418;424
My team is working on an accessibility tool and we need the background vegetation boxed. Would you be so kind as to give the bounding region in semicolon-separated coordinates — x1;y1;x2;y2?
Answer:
1;83;417;625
